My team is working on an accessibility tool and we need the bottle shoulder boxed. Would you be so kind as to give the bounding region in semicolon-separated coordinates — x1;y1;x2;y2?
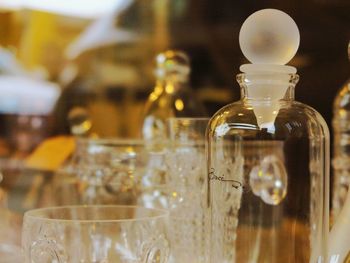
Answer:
210;100;326;121
208;100;329;139
281;101;329;134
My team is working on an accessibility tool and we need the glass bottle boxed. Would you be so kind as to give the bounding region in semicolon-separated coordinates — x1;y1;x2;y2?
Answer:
207;9;330;262
332;42;350;220
142;50;206;141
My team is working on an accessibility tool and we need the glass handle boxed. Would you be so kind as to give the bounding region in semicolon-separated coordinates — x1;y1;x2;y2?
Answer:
142;234;169;263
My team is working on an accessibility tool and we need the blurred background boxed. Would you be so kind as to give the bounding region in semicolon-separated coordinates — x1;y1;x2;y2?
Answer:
0;0;349;213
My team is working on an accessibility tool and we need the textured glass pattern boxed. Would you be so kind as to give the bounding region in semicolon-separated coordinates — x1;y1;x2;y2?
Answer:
166;118;210;263
22;206;169;263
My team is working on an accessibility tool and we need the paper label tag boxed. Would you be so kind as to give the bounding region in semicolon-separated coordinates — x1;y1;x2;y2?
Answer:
25;136;75;171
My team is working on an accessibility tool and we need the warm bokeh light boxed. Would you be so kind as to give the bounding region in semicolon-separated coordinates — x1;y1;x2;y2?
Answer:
0;0;132;18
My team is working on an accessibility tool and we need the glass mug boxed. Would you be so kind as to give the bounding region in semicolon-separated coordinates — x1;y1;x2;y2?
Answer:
22;205;170;262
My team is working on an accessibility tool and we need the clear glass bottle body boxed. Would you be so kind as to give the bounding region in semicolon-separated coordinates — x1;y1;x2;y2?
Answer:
142;51;206;140
207;73;329;262
332;79;350;219
143;80;206;139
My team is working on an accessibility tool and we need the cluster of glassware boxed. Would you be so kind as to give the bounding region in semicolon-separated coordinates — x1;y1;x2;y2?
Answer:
2;8;350;263
33;117;210;263
20;47;210;263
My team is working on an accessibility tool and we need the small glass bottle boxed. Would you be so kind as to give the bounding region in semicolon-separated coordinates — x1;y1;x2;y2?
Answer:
142;50;206;141
207;9;330;262
332;42;350;220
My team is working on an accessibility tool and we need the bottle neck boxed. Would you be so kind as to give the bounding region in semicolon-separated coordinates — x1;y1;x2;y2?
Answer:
237;73;298;102
236;72;299;131
156;74;189;94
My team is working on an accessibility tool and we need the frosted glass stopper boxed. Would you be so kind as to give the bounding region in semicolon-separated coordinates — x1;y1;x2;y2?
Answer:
155;50;190;79
239;9;300;65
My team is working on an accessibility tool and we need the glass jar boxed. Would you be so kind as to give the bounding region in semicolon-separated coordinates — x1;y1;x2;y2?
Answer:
207;72;330;262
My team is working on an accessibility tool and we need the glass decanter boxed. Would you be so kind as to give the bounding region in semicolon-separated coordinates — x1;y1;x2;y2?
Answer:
332;41;350;220
142;50;206;141
207;9;332;262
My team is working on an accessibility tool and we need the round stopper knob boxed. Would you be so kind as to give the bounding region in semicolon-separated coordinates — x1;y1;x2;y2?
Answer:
239;9;300;65
155;50;190;79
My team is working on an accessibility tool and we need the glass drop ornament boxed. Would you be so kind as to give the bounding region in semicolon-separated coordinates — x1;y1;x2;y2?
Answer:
249;155;288;205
